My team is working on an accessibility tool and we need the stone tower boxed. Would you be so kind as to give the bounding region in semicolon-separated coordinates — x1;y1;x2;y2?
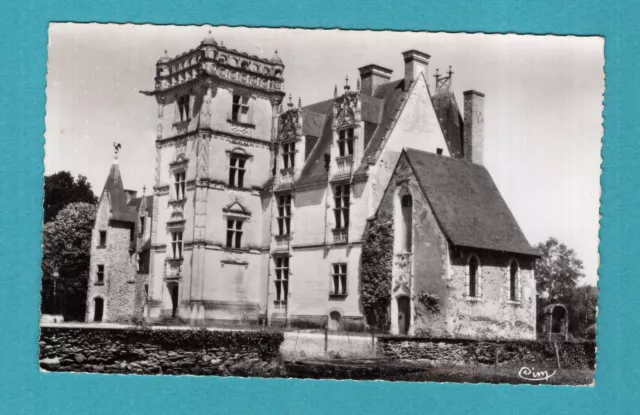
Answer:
143;32;285;325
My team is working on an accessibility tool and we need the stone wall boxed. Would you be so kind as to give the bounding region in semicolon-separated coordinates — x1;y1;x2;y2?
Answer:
39;326;284;377
377;336;595;369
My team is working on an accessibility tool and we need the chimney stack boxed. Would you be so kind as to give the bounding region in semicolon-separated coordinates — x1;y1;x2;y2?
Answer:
402;50;430;91
463;90;485;165
358;64;393;96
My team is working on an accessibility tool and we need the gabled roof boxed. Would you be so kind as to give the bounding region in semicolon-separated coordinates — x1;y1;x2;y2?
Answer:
403;148;539;257
100;162;137;223
128;195;154;218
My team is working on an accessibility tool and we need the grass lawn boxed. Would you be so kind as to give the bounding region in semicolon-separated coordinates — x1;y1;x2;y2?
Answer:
284;359;594;385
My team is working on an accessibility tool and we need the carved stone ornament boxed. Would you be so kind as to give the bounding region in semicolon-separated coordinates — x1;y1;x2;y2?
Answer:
164;259;182;279
278;109;301;142
334;93;359;129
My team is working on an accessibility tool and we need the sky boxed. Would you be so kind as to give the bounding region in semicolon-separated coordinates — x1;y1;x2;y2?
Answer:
44;24;604;285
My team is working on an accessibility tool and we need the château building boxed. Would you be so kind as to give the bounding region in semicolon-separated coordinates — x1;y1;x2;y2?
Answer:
85;33;539;340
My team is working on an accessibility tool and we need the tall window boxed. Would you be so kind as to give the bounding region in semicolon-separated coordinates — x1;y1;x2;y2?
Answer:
139;216;146;238
177;95;191;122
277;194;292;236
510;260;519;301
331;263;347;295
229;155;247;188
231;95;250;123
274;256;289;302
468;255;479;297
171;231;183;260
96;264;105;284
401;194;413;252
282;142;296;169
333;184;350;229
226;220;244;249
99;230;107;247
338;128;354;157
174;171;186;200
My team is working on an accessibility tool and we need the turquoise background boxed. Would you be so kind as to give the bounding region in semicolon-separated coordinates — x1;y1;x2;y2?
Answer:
0;0;634;413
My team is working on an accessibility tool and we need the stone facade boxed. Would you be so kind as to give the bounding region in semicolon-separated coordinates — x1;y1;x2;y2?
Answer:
88;33;537;340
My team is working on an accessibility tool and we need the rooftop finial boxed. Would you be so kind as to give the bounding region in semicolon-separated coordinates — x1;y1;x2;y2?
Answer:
287;94;293;109
447;65;454;78
356;77;361;93
113;142;122;161
298;96;302;109
344;75;350;92
334;85;338;98
142;185;146;195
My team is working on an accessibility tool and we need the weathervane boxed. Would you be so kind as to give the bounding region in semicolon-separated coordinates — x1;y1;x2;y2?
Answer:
113;142;122;159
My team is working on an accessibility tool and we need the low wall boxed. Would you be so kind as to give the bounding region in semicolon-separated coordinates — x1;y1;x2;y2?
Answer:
377;336;595;369
280;331;376;360
39;325;284;377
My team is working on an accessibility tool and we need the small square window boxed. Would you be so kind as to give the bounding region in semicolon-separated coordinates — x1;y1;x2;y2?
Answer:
231;95;250;123
226;219;244;249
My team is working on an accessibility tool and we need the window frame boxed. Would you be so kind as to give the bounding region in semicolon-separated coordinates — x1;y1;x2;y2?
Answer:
330;263;348;296
225;219;245;249
96;264;105;284
231;94;250;124
509;259;520;302
337;128;355;157
173;171;186;200
281;141;296;170
228;153;248;188
467;254;481;299
177;94;191;123
98;230;107;248
276;194;292;236
333;184;350;230
171;230;184;260
274;256;290;303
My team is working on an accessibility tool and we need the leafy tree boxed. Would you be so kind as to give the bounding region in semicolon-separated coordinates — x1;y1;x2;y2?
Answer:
360;212;394;331
41;202;96;320
534;237;585;303
44;171;97;223
534;237;597;338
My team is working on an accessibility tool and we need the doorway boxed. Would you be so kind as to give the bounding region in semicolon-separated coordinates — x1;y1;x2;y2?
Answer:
397;296;410;335
169;283;179;318
93;297;104;322
328;311;341;331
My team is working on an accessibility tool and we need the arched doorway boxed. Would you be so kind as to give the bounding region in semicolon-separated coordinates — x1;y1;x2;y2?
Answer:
168;283;179;318
397;296;410;335
328;311;341;331
93;297;104;322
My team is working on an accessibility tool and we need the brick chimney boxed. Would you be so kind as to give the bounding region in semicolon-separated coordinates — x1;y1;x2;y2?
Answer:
402;50;430;91
463;90;485;165
358;64;393;96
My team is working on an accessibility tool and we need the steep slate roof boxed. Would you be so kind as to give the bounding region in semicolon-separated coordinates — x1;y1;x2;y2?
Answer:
100;162;137;222
404;149;539;256
433;85;464;158
292;75;466;188
127;195;154;218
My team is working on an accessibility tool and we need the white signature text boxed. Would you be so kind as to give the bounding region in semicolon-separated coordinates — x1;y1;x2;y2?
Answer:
518;366;556;381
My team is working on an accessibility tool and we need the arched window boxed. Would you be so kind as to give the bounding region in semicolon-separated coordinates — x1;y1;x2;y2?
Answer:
509;259;519;301
468;255;480;297
401;194;413;252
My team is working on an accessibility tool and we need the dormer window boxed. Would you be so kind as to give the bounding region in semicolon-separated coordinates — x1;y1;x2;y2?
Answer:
338;128;354;157
177;95;191;122
282;142;296;169
174;171;186;200
231;95;250;123
228;154;247;188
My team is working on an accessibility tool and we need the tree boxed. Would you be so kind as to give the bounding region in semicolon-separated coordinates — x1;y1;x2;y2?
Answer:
41;202;96;320
44;171;97;223
566;285;598;339
534;237;585;303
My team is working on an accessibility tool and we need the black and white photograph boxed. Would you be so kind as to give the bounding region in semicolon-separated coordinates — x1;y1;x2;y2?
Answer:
40;24;602;385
